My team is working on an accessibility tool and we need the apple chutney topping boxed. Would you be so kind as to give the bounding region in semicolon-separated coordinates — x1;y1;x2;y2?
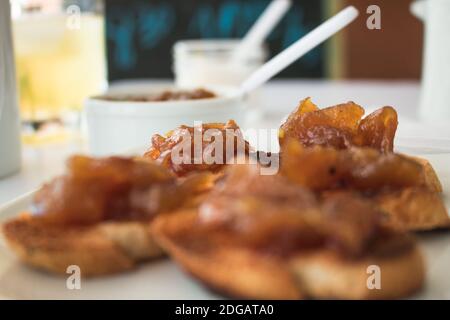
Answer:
31;156;185;226
279;98;398;153
280;140;426;192
144;120;251;176
196;164;398;258
100;88;216;102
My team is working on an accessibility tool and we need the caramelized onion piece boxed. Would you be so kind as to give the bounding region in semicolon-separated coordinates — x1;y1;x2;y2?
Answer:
279;98;398;153
144;120;250;176
320;192;382;256
279;98;364;148
32;156;182;226
280;140;425;192
357;106;398;153
197;164;386;257
198;166;324;254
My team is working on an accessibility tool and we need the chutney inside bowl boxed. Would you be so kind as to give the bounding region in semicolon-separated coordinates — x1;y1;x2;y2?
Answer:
96;88;217;103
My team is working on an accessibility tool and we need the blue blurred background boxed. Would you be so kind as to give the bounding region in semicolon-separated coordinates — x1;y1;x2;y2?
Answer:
105;0;324;80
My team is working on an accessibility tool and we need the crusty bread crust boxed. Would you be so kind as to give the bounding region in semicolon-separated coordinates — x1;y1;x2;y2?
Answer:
373;155;449;231
289;244;424;299
376;187;450;231
2;214;164;276
152;210;425;299
152;210;301;299
407;156;443;193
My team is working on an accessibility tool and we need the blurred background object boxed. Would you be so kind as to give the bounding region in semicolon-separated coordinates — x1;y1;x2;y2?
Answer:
341;0;423;79
3;0;449;204
105;0;424;81
9;0;428;145
0;0;22;178
411;0;450;122
11;0;106;143
173;39;267;88
105;0;324;81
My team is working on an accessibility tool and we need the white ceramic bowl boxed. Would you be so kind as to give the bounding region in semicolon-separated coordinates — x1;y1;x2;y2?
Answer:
85;83;247;156
173;39;267;88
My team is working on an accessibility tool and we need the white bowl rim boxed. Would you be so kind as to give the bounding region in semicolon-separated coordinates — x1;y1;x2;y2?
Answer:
86;84;244;107
85;84;247;118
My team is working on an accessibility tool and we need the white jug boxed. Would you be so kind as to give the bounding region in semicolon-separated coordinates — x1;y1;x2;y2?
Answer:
0;1;21;178
411;0;450;122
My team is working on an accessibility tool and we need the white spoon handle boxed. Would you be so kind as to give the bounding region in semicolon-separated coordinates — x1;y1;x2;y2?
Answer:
232;0;292;61
240;6;359;94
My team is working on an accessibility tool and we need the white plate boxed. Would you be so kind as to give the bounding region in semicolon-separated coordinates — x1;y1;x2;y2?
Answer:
0;153;450;299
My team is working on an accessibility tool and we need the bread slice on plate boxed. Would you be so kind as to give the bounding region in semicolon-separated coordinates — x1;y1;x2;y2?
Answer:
2;213;163;277
375;156;449;231
152;210;302;299
280;141;450;232
152;209;425;300
152;164;426;299
375;187;450;231
289;236;424;299
1;155;213;277
278;99;449;232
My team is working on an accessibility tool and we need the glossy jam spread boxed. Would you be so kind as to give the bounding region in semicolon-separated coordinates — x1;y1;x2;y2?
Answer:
101;88;216;102
280;140;425;192
279;98;398;153
144;120;250;176
32;156;181;226
196;164;386;258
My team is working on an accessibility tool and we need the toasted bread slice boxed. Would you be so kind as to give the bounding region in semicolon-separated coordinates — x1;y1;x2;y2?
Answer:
408;155;443;193
152;210;425;300
289;237;424;299
374;156;449;231
152;210;302;299
2;213;164;276
375;187;450;231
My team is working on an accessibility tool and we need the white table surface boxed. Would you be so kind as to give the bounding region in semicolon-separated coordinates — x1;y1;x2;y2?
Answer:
1;79;450;206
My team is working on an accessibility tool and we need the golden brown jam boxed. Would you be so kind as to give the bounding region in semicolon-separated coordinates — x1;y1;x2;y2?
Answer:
196;165;387;258
279;98;398;153
144;120;250;176
280;140;425;192
32;156;181;226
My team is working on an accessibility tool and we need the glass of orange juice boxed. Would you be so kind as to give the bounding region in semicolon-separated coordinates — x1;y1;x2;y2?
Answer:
11;0;106;144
